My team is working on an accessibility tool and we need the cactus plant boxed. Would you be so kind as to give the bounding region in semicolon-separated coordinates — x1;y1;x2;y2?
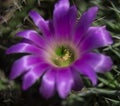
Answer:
0;0;120;106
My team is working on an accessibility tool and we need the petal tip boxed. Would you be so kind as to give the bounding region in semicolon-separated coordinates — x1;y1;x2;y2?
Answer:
88;6;98;16
99;26;113;46
92;79;98;86
59;92;68;99
22;79;30;90
22;84;28;90
91;6;99;12
104;56;113;72
6;49;10;54
102;26;113;45
9;73;16;80
39;88;52;99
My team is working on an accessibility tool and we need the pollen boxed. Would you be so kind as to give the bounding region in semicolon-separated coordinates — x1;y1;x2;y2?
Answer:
52;46;75;67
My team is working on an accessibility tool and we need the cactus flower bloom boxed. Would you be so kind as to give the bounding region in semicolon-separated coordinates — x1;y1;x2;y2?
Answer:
6;0;113;99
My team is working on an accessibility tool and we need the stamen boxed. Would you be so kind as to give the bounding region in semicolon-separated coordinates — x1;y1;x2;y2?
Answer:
52;45;75;67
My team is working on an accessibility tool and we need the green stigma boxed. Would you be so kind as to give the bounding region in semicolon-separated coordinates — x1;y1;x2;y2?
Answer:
52;45;75;67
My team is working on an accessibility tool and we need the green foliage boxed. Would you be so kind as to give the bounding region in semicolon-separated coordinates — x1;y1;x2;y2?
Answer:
0;0;120;106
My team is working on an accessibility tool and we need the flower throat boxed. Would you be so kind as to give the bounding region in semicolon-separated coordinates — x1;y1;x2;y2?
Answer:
52;45;75;67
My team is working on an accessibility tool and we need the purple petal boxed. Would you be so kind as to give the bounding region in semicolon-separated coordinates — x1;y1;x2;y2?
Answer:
54;0;69;13
40;69;56;99
53;0;71;39
21;38;35;45
73;6;98;45
17;30;46;48
73;60;97;85
79;26;113;53
71;69;83;91
10;55;44;79
67;6;78;38
56;68;74;98
48;20;55;36
77;52;113;73
22;63;50;90
29;10;51;37
6;43;45;55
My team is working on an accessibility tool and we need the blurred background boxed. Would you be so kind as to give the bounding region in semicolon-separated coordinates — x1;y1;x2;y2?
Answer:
0;0;120;106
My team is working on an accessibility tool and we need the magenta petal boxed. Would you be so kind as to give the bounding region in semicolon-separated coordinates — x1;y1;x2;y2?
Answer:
48;20;55;36
78;52;113;73
6;43;44;55
73;60;97;85
79;26;113;53
22;63;50;90
10;55;43;79
56;68;74;98
71;69;83;91
54;0;69;13
17;30;46;48
29;10;51;37
67;6;77;37
40;69;56;99
74;6;98;45
53;0;70;38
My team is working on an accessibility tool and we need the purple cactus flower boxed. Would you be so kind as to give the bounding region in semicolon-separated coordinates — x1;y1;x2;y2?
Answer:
6;0;113;99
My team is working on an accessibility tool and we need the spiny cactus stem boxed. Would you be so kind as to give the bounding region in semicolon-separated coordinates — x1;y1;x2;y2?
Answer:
37;0;41;7
0;9;16;24
13;0;21;11
72;88;120;97
23;16;29;22
0;45;7;50
0;16;7;24
22;0;27;4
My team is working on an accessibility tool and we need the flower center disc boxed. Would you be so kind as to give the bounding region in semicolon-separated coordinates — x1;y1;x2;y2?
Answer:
52;45;75;67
